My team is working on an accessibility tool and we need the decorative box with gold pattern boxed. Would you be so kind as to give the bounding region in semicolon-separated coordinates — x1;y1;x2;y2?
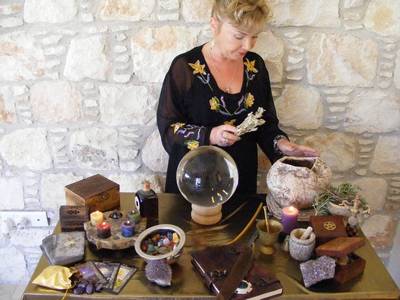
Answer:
309;215;347;244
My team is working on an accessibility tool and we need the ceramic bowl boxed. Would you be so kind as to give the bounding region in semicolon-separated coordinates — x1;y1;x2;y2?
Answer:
134;224;185;263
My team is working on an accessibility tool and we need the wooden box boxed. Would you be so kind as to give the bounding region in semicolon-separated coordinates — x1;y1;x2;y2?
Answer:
65;174;120;213
59;205;89;232
310;215;347;244
316;237;366;285
334;253;366;285
315;237;365;257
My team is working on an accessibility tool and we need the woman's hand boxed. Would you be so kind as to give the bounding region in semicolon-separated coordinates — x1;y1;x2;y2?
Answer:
277;139;319;157
210;125;240;147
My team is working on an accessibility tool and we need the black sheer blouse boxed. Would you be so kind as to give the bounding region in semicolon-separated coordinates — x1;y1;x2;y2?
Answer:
157;45;287;194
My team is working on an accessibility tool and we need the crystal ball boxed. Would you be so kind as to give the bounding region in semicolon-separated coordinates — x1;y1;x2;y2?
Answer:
176;146;238;207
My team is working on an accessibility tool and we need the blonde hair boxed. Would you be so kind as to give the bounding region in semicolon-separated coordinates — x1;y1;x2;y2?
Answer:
212;0;271;32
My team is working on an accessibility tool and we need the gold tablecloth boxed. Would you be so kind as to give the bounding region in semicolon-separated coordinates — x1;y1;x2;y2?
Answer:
22;193;400;300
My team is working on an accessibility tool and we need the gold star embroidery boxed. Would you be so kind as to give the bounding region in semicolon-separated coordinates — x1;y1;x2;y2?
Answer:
244;58;258;73
244;93;255;108
188;60;206;75
171;122;185;134
186;140;199;150
209;96;220;111
224;119;236;125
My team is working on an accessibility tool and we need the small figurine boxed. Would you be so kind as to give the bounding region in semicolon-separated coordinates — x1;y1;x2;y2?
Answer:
145;260;172;287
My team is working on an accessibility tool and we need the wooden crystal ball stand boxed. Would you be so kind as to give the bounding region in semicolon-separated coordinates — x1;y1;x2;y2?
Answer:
191;204;222;225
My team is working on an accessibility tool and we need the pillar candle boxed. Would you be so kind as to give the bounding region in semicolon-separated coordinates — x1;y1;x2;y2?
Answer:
121;220;135;237
90;210;104;226
281;206;299;234
96;221;111;239
127;209;141;224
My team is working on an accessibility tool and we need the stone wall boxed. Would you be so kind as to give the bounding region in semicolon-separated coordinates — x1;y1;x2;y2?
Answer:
0;0;399;285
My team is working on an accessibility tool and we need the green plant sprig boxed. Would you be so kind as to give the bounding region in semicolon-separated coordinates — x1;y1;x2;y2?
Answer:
313;183;368;216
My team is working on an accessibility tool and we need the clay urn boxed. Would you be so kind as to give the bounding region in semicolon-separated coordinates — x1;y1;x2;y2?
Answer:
266;156;332;209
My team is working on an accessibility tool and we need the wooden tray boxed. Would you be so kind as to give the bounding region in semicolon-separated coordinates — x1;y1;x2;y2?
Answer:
84;210;146;250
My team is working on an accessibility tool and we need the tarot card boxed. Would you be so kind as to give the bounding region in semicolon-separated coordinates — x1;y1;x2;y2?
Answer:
74;261;107;285
112;264;137;294
93;261;120;291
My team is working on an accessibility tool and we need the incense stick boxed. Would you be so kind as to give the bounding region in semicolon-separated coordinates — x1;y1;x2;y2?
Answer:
263;206;270;233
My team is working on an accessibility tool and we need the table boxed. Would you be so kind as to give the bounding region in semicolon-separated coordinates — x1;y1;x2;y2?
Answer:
22;193;400;299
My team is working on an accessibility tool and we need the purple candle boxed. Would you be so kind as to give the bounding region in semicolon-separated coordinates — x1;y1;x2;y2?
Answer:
281;206;299;234
121;220;135;237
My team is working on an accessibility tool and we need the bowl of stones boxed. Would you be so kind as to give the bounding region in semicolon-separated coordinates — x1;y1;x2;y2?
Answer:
134;224;186;263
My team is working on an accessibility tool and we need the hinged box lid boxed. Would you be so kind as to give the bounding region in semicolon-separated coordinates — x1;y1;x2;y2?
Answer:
315;237;365;257
310;215;347;243
65;174;119;199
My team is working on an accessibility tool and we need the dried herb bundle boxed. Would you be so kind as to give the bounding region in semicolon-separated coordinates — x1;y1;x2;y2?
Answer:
313;183;369;216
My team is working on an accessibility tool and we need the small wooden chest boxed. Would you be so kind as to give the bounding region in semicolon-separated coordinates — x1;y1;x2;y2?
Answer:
59;206;89;232
65;174;120;213
310;215;347;244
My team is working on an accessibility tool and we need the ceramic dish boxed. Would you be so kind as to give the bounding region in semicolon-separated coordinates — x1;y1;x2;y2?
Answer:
134;224;185;262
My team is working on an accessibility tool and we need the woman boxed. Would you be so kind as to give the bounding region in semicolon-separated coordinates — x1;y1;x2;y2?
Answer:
157;0;317;194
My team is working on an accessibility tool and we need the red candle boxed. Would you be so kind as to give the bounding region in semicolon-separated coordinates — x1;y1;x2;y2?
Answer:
281;206;299;234
96;221;111;239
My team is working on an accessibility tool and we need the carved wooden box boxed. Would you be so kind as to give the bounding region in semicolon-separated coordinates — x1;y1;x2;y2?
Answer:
59;205;89;232
65;174;120;213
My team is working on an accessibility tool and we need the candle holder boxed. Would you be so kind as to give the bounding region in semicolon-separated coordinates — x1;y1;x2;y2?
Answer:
121;220;135;237
127;209;141;224
96;222;111;239
90;211;104;226
256;219;282;255
84;210;146;250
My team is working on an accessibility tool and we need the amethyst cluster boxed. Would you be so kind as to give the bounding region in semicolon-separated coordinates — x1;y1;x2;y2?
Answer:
300;256;336;287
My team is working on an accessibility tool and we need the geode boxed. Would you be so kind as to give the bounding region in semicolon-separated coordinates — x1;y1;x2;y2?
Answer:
300;256;336;287
145;260;172;287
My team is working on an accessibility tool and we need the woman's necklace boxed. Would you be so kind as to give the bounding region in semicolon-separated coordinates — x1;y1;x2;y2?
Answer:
207;43;242;94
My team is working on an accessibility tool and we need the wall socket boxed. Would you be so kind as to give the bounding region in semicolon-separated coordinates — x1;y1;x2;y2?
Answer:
0;211;49;227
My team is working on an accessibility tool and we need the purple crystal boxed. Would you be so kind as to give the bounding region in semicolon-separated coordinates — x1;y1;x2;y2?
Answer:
95;282;103;292
145;260;172;287
85;282;94;294
300;256;336;287
73;286;85;295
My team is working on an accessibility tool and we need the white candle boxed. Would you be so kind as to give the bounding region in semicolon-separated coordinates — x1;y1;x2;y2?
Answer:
90;210;104;226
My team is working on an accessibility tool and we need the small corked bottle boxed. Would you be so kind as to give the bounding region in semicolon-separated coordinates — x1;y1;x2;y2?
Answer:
135;181;158;228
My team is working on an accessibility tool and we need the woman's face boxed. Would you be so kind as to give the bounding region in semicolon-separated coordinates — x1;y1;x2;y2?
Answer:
212;17;260;60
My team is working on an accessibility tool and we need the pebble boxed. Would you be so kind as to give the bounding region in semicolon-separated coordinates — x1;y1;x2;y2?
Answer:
141;230;179;256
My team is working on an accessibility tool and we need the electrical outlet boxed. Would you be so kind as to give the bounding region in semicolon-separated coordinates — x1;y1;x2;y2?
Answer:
0;211;48;227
